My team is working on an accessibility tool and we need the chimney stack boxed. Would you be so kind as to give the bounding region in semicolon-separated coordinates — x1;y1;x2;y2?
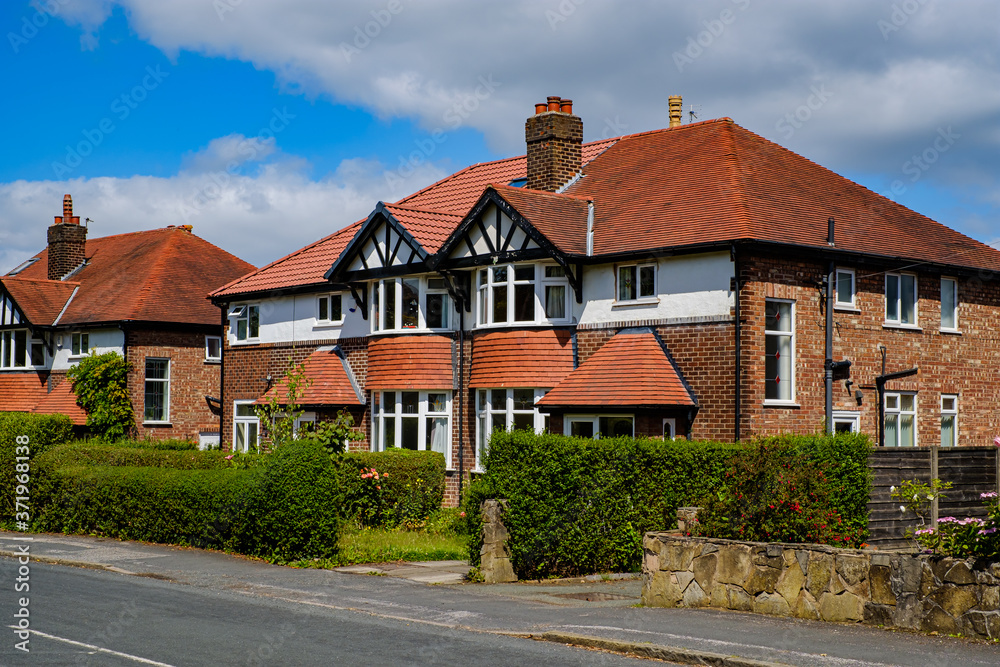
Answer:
668;95;683;128
47;194;88;280
525;95;583;192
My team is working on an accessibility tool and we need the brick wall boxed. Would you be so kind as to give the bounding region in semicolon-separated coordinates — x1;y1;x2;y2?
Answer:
740;251;1000;445
126;329;221;441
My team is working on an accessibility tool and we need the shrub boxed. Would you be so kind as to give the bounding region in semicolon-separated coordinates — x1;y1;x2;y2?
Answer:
913;492;1000;558
33;440;344;563
109;439;200;451
0;413;74;526
342;450;445;528
36;442;228;471
66;351;135;440
694;435;868;546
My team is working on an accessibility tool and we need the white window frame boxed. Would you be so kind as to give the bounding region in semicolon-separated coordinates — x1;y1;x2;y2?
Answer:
372;276;453;333
316;293;344;326
662;418;678;440
233;400;260;453
832;411;860;434
764;298;796;405
143;358;170;424
475;263;571;327
615;262;657;304
373;390;452;468
940;277;959;332
70;331;90;358
229;304;260;342
884;391;917;447
565;414;635;439
475;388;548;470
835;268;857;310
0;329;44;369
205;335;222;362
885;273;918;327
940;394;958;448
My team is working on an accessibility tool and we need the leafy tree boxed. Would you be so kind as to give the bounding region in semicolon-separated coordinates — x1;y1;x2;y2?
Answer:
66;351;135;440
256;359;311;450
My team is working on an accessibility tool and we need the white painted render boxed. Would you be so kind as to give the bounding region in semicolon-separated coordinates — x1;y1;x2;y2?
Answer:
51;327;125;371
227;291;370;346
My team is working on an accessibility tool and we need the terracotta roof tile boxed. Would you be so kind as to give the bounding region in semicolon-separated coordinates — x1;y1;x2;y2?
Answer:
0;278;78;325
32;377;87;425
470;329;574;388
256;347;363;406
487;185;591;255
366;335;454;390
0;373;86;424
537;331;696;408
13;227;255;325
382;205;462;254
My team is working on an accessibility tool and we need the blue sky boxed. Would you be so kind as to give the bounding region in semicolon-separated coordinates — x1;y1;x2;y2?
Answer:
1;0;997;273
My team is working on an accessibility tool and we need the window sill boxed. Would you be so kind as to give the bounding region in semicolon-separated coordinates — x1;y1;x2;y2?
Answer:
612;297;660;308
313;321;344;329
230;338;261;345
204;359;221;365
143;421;172;427
834;305;861;313
882;323;922;332
940;328;962;335
763;401;801;409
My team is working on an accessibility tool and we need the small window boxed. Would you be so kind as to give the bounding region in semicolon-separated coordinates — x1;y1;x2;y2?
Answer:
234;401;260;453
71;332;90;356
885;273;917;326
764;299;795;403
205;336;222;362
662;418;677;439
567;415;634;439
835;269;856;309
940;278;958;331
832;411;860;433
317;293;343;324
233;304;260;341
940;394;958;447
617;263;656;301
144;358;170;423
884;391;916;447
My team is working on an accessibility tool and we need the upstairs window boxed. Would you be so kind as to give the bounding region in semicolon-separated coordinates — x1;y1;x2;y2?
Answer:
476;263;570;327
885;273;917;326
617;263;656;302
835;269;856;309
71;332;89;357
940;394;958;447
372;276;452;332
940;278;958;331
317;293;343;325
205;336;222;362
764;299;795;403
1;330;43;369
229;304;260;341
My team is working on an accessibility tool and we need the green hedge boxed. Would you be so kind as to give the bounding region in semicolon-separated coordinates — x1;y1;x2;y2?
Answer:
342;449;446;527
467;431;872;579
1;413;74;526
36;443;228;471
105;439;200;451
33;440;344;563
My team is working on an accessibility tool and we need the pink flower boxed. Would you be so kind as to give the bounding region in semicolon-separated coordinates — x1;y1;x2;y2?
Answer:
225;455;233;460
994;436;1000;447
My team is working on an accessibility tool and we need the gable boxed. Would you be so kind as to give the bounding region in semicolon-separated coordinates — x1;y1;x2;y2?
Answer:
448;203;539;262
0;291;29;329
348;218;426;274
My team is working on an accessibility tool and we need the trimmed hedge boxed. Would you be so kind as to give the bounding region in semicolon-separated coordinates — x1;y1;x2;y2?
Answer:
33;440;344;562
106;439;199;451
342;449;445;527
36;443;228;471
467;431;872;579
1;413;74;526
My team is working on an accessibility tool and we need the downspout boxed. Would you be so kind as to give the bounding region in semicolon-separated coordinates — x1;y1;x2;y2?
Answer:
458;307;465;504
825;217;835;436
219;304;226;451
731;244;741;442
586;201;594;257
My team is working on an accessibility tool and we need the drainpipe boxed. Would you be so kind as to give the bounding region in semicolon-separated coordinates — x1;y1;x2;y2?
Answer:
825;218;835;436
731;244;741;441
458;307;465;504
219;304;226;451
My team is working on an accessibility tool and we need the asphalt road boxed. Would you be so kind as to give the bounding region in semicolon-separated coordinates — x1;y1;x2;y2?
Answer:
0;561;645;666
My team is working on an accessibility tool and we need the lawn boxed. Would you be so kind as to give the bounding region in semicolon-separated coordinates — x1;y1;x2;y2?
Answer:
292;527;468;568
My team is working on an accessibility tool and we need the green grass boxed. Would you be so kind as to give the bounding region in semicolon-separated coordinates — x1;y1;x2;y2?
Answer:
292;527;469;568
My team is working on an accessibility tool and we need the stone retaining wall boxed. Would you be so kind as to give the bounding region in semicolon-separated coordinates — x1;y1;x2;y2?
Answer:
642;532;1000;639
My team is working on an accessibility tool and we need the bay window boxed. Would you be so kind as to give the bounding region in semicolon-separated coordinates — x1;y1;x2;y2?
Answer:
372;276;452;332
476;263;570;326
373;391;451;466
1;329;44;369
765;299;795;403
476;388;548;468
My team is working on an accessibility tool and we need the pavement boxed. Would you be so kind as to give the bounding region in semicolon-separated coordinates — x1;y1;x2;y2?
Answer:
3;531;999;666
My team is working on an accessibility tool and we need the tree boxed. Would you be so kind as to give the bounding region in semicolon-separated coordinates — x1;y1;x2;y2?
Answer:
66;351;135;440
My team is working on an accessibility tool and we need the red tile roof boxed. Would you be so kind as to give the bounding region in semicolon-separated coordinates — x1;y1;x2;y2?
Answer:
256;347;363;406
0;278;79;325
0;373;86;424
32;377;87;425
470;329;574;388
487;185;591;255
537;331;696;408
366;335;454;390
12;226;255;326
382;205;462;254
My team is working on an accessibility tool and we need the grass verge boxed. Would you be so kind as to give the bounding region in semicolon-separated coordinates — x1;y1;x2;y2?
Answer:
292;528;468;568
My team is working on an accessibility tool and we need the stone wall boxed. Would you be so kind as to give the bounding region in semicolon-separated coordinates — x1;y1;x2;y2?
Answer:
642;533;1000;640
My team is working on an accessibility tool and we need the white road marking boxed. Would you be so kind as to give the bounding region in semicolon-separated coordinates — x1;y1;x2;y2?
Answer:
9;627;177;666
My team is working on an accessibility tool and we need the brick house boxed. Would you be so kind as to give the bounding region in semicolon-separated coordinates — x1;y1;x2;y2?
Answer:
0;195;255;444
211;96;1000;503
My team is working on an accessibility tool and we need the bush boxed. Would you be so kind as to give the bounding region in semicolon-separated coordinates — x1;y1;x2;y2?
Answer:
913;492;1000;558
36;442;228;471
694;435;869;546
33;440;344;563
467;430;741;578
342;450;445;528
467;431;872;579
66;351;135;440
108;439;200;451
0;413;74;526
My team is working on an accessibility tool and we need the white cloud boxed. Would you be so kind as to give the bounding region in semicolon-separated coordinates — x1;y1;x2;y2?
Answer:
180;134;277;175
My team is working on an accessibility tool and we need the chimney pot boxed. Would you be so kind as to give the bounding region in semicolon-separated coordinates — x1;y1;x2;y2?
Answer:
525;96;582;192
560;99;573;114
668;95;683;128
534;103;547;115
547;96;561;112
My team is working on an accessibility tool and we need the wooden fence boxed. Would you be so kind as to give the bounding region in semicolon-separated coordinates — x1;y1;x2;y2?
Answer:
867;446;1000;549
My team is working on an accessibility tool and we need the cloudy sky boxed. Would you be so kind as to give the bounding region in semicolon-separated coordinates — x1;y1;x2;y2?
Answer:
2;0;998;273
